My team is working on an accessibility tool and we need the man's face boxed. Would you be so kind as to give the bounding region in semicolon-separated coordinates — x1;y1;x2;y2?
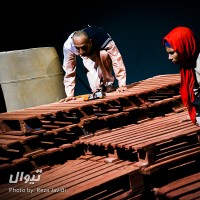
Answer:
165;47;179;65
73;35;92;56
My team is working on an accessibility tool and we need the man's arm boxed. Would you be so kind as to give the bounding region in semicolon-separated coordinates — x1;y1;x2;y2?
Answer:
105;41;127;90
59;48;77;102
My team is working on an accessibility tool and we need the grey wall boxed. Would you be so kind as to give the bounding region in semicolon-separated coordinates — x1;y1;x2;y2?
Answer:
0;0;200;109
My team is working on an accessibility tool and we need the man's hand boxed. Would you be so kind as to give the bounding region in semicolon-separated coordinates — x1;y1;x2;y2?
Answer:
116;86;127;93
59;96;76;102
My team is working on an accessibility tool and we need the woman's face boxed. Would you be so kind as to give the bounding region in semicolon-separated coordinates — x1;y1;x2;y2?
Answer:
165;47;179;65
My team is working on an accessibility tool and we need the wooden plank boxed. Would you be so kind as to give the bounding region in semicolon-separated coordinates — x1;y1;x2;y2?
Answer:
79;111;188;149
0;113;37;120
155;172;200;194
1;161;134;200
3;131;25;136
166;182;200;199
133;126;200;151
12;157;29;164
179;190;200;200
80;112;188;148
0;139;20;146
141;146;200;175
0;157;10;163
48;164;141;200
23;149;46;158
0;135;38;142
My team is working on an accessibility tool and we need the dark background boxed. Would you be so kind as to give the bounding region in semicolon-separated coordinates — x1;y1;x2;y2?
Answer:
0;0;200;111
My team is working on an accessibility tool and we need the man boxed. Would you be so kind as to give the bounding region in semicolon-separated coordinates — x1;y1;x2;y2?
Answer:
60;26;127;102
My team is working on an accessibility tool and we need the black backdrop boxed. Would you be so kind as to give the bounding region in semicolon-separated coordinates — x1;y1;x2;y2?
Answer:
0;0;200;111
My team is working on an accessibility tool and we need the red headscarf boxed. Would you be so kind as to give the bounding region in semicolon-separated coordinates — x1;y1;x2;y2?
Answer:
163;27;200;123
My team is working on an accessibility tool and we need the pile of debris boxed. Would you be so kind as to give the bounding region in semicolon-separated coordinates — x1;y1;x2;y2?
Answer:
0;74;199;199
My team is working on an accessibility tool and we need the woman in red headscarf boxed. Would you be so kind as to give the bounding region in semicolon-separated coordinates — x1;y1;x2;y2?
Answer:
163;26;200;125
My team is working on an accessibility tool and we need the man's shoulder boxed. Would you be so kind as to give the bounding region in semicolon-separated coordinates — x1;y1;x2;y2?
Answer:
83;26;109;36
